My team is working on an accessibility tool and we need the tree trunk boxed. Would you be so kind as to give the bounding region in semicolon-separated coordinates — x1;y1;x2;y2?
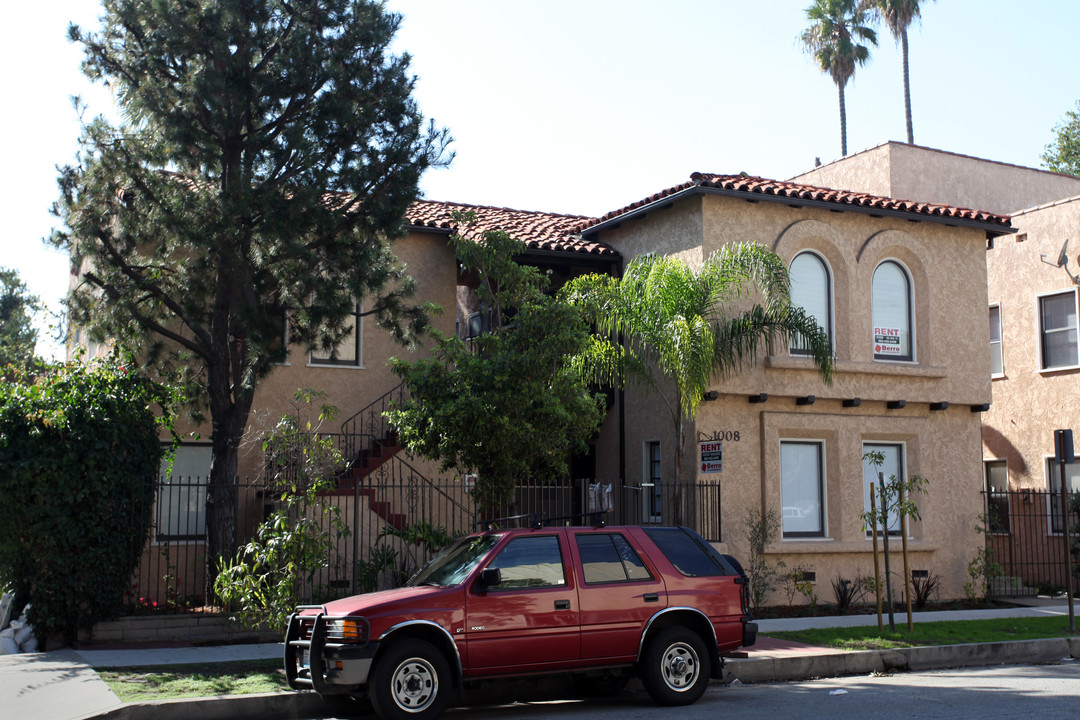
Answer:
673;414;685;526
902;29;913;145
839;83;848;157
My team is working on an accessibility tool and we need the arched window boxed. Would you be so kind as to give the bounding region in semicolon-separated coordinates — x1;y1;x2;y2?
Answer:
789;251;832;355
872;260;913;362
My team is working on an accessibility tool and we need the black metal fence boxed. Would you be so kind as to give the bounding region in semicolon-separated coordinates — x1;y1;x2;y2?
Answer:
981;489;1079;597
124;468;723;615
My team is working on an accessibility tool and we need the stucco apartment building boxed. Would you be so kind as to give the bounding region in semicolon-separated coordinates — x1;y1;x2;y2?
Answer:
76;153;1019;604
580;171;1012;600
796;142;1080;593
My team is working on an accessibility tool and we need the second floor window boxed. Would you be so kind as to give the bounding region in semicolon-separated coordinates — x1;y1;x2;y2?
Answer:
989;305;1003;377
790;251;833;355
1039;291;1078;370
310;305;362;367
872;260;913;362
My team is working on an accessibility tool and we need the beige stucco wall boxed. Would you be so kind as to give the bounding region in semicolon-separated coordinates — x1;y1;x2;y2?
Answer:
793;142;1080;215
983;198;1080;490
593;190;992;601
163;229;459;484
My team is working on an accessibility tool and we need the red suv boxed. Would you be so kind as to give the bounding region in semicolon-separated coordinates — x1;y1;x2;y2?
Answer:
285;521;756;720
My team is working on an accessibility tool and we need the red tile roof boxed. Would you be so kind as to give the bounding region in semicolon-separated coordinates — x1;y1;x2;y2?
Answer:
579;172;1014;233
406;199;617;257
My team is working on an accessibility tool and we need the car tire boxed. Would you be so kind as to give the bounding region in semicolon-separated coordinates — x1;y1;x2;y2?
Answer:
369;639;451;720
639;626;710;706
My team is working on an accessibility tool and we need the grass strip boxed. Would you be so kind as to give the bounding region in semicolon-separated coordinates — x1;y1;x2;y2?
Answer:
767;616;1080;650
97;658;288;701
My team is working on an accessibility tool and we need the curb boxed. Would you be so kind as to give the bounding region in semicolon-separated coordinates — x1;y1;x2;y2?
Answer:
85;638;1080;720
725;637;1080;684
79;691;326;720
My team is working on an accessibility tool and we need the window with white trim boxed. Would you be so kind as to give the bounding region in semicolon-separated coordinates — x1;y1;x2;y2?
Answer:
790;251;833;355
1046;458;1080;534
310;305;362;366
872;261;913;362
863;443;905;535
989;304;1003;377
1039;291;1078;370
780;440;826;538
157;444;209;542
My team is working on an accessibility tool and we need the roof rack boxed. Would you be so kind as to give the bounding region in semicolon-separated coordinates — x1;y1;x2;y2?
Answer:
474;511;608;531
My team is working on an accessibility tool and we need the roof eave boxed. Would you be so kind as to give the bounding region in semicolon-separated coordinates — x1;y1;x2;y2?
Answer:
582;185;1015;239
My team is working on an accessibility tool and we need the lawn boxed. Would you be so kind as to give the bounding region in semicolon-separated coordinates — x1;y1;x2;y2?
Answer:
97;658;288;701
767;616;1080;651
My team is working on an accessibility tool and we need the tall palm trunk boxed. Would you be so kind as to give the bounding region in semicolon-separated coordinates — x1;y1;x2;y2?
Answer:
901;28;913;144
839;83;848;156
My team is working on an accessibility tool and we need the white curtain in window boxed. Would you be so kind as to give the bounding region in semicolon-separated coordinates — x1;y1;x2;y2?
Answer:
863;443;903;534
790;253;831;354
780;441;824;536
872;262;911;360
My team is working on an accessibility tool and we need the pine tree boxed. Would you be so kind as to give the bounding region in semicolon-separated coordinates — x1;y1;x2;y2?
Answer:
50;0;451;564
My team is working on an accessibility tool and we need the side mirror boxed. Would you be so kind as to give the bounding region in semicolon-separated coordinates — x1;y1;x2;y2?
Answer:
478;567;502;591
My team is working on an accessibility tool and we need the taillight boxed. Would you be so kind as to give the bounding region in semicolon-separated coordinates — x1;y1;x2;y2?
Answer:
326;617;367;643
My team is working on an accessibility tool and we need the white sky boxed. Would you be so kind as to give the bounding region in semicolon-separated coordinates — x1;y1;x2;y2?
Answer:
4;0;1079;359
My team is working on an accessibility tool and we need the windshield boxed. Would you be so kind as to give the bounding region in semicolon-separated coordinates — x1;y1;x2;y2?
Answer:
408;534;501;587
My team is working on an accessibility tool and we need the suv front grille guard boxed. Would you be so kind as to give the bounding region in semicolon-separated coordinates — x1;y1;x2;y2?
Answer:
285;606;371;695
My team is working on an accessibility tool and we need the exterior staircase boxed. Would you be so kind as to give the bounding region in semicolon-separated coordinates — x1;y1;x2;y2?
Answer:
329;385;412;530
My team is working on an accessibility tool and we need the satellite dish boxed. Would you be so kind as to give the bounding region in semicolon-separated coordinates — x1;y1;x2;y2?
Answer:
1056;238;1069;268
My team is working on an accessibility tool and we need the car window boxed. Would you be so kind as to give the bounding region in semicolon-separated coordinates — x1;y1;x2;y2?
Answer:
409;535;500;587
576;533;653;584
642;527;734;577
486;535;566;589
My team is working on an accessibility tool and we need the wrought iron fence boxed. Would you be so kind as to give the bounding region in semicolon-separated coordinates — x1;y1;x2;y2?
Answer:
981;489;1079;597
123;472;724;615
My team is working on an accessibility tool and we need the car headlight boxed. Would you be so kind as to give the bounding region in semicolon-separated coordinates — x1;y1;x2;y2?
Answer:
325;617;368;643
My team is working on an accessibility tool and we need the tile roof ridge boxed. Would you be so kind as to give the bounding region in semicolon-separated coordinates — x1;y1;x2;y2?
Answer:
581;170;1012;233
409;198;594;222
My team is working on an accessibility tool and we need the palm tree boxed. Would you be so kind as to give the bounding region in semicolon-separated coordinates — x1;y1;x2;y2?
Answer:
561;244;833;524
871;0;931;145
802;0;878;157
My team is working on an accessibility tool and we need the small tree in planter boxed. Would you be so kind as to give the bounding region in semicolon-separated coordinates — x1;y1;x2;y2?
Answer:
861;450;928;631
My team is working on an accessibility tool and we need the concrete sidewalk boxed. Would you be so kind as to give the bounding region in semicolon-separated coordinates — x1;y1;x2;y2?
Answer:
2;602;1076;720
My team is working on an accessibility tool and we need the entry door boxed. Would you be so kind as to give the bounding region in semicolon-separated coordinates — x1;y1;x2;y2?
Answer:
644;441;662;522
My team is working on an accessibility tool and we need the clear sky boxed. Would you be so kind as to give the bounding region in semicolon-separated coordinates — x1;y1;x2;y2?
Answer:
4;0;1079;359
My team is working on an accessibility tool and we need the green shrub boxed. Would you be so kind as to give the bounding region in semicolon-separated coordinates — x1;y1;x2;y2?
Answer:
0;353;176;644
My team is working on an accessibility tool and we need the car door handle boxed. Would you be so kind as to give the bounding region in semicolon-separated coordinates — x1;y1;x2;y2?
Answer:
555;600;570;610
643;593;659;603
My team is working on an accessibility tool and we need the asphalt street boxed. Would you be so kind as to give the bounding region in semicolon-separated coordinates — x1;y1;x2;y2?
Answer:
307;662;1079;720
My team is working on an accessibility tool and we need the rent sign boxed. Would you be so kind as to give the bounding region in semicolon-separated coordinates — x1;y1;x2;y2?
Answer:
874;326;902;356
699;441;723;474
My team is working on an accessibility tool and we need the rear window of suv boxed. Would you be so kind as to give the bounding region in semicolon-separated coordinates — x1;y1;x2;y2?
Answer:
576;533;653;584
642;527;737;577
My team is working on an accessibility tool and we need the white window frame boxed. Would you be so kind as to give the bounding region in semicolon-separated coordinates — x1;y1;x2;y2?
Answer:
1044;455;1080;535
157;443;210;544
872;259;915;363
1036;289;1080;372
789;251;834;357
862;442;907;536
309;304;364;368
779;439;827;539
989;303;1003;378
643;440;662;522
